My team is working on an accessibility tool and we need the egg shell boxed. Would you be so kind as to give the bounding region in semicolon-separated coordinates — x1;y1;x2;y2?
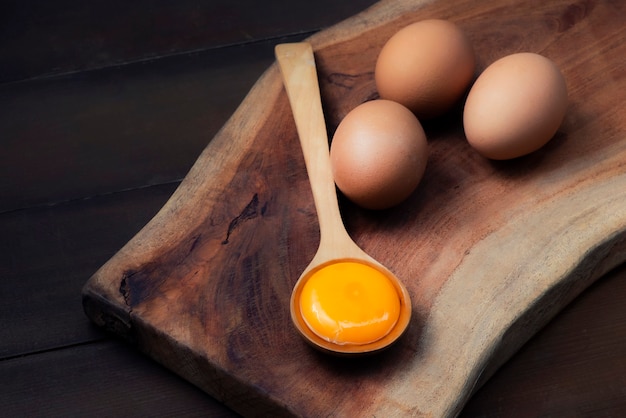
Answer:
330;99;428;210
375;19;476;119
463;52;568;160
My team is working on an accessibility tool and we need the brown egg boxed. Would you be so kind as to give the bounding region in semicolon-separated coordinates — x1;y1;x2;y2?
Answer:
375;19;476;119
463;52;568;160
330;100;428;210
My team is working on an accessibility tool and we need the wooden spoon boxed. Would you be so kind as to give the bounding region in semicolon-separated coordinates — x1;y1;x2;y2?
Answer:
275;42;412;355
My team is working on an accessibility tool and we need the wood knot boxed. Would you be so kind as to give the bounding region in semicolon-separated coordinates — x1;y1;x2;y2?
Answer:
222;193;264;244
554;0;595;32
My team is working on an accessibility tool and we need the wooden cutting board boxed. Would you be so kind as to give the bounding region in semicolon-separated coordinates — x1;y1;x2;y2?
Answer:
82;0;626;416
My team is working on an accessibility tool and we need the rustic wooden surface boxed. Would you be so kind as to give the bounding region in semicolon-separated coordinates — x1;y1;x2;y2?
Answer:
3;0;626;417
83;0;626;415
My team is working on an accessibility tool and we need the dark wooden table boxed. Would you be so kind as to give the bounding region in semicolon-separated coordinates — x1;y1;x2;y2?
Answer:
2;1;625;416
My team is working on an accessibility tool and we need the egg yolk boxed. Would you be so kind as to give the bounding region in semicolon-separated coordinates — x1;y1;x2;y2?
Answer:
299;261;401;345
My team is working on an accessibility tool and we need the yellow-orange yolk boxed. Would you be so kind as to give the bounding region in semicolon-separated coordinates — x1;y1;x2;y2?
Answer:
299;261;401;345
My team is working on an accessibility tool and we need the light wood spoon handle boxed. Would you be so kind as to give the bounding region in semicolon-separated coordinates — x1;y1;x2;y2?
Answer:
275;42;362;265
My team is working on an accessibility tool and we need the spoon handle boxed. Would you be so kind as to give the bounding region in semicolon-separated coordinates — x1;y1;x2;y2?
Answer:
275;43;353;254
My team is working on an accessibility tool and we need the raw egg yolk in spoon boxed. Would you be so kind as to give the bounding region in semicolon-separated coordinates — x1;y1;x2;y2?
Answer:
299;261;401;345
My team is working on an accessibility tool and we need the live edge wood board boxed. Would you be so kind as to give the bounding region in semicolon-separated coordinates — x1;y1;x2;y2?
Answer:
82;0;626;416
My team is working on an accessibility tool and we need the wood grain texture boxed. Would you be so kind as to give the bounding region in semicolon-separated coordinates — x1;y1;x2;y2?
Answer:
461;262;626;416
0;183;177;359
0;340;236;418
0;41;276;212
82;0;626;416
0;0;377;83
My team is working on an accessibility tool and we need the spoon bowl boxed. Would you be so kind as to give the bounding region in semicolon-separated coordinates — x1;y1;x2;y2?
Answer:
291;258;412;355
275;42;412;355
